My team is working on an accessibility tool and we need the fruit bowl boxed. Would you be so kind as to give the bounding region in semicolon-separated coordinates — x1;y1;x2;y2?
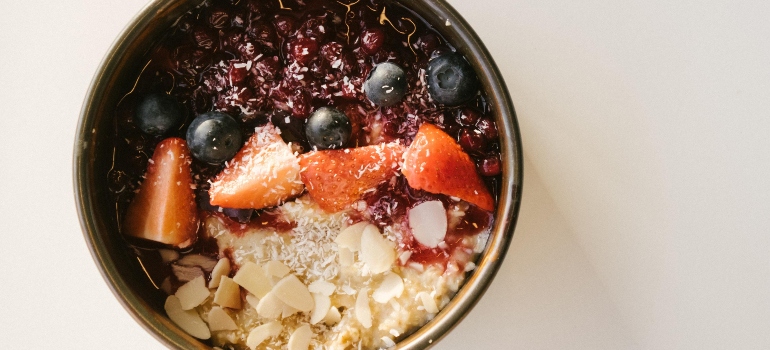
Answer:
74;0;522;348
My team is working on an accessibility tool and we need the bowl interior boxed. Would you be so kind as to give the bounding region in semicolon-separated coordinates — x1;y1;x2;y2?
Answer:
74;0;522;348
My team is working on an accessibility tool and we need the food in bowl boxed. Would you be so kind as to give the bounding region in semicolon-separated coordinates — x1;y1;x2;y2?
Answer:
107;0;502;348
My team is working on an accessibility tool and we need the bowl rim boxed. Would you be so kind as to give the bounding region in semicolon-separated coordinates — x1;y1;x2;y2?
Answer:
73;0;523;349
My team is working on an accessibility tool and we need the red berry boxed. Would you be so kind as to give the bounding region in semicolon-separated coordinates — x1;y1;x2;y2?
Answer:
228;62;249;85
360;28;385;55
288;37;319;64
477;155;501;176
458;127;486;154
456;107;482;126
476;117;498;140
273;15;296;37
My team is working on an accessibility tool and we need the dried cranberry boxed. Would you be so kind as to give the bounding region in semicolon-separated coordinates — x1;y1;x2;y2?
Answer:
248;23;276;48
288;37;319;64
220;30;244;50
237;41;261;60
298;15;329;40
243;0;266;19
477;155;502;177
360;27;385;55
253;56;281;81
456;107;482;126
458;127;486;154
273;15;296;37
285;89;312;118
476;117;498;140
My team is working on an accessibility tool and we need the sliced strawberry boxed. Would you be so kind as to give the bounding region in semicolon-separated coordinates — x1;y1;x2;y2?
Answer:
123;138;199;248
299;143;405;212
209;123;304;209
402;123;494;211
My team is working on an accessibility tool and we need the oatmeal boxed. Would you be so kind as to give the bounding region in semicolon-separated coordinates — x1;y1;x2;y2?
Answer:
108;0;502;349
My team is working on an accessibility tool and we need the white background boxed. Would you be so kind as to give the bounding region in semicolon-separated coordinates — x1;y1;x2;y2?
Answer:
1;0;769;348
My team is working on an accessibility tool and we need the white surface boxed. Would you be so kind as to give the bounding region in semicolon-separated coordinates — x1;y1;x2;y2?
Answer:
1;0;769;348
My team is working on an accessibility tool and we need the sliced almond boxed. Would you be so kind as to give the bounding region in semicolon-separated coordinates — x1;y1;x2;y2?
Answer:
398;251;413;265
177;254;218;272
245;294;260;309
171;264;203;282
355;287;372;328
323;306;342;326
175;276;210;310
282;303;300;319
209;258;231;289
335;221;367;252
213;276;242;309
372;273;404;304
309;293;331;325
338;247;354;267
307;280;336;296
288;324;312;350
233;262;272;298
381;336;396;348
164;295;211;340
256;291;284;319
408;200;447;248
159;249;179;263
360;225;396;274
272;274;314;312
263;260;290;279
246;321;282;350
207;306;238;331
418;291;438;314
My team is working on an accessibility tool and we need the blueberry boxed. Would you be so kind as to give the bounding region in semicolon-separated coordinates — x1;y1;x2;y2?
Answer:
222;208;254;223
364;62;407;107
135;93;184;136
426;53;479;106
305;107;352;150
186;111;243;164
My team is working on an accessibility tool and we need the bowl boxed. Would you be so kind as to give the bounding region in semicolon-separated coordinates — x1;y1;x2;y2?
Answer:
74;0;523;348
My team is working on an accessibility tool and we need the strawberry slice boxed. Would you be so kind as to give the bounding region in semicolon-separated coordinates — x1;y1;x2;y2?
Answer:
209;123;304;209
299;143;405;212
402;123;494;211
123;137;199;248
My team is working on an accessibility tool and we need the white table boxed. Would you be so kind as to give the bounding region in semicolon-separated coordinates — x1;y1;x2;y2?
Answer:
1;0;768;348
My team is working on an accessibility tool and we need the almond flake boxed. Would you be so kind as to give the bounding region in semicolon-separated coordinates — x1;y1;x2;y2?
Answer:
372;273;404;303
164;295;211;340
207;306;238;331
256;291;284;319
175;276;210;310
339;247;354;267
307;280;336;296
233;262;272;298
323;306;342;325
310;293;331;325
246;321;282;350
263;260;290;279
283;303;300;319
213;276;242;309
335;221;367;252
355;287;372;328
177;254;218;272
273;274;314;312
209;258;231;289
288;324;313;350
408;201;447;248
418;291;439;314
360;225;396;274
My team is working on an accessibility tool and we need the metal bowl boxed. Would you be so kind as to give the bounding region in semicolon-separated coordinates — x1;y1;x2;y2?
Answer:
74;0;523;348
